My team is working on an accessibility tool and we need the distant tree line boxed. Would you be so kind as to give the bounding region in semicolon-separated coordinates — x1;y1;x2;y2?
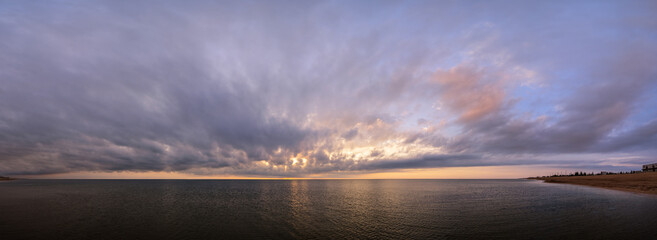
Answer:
535;170;643;178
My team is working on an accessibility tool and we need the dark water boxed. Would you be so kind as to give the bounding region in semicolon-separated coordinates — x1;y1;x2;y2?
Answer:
1;179;656;239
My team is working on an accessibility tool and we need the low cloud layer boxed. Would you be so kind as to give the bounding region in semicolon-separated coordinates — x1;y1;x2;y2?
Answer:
1;0;656;176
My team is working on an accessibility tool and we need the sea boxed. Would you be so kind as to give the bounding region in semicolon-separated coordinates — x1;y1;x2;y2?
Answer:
1;179;656;239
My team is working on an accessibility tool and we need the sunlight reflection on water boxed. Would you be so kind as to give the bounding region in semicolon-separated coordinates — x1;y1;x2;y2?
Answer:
1;179;656;239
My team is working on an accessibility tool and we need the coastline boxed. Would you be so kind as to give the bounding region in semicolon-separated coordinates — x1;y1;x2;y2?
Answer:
0;176;16;181
529;172;657;195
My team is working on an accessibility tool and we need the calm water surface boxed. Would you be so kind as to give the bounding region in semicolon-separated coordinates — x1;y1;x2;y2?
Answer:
1;179;656;239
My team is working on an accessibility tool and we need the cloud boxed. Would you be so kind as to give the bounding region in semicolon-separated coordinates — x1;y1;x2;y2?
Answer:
0;0;656;176
341;128;359;140
433;65;507;124
431;45;657;155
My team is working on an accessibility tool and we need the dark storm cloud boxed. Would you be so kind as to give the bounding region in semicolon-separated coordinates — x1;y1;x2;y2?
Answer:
0;0;320;175
1;0;656;176
341;128;358;141
352;154;483;170
595;120;657;153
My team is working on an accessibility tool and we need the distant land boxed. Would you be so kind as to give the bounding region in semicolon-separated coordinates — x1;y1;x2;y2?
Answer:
530;172;657;195
0;176;16;181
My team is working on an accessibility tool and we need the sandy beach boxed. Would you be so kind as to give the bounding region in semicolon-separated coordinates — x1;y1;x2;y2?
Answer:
532;172;657;195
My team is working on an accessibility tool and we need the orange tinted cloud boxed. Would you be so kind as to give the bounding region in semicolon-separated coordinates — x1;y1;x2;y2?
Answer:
433;65;506;123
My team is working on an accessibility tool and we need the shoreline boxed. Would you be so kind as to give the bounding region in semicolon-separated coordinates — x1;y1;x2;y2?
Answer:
529;172;657;195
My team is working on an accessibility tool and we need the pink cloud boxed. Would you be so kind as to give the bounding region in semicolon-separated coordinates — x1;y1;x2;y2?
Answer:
433;65;506;123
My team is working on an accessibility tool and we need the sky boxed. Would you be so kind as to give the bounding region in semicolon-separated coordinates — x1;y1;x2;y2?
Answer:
1;0;656;179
